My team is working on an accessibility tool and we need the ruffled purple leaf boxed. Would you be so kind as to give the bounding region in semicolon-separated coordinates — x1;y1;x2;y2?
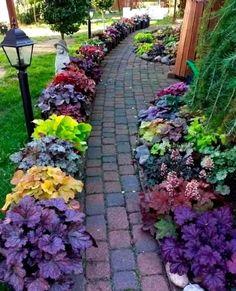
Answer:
39;199;67;211
65;209;85;222
213;207;233;233
39;260;62;280
38;235;65;255
7;196;41;228
40;208;60;231
4;263;26;291
169;256;188;275
174;206;196;225
227;239;236;253
181;224;200;241
6;248;28;265
196;245;222;267
196;212;218;230
227;253;236;274
4;227;27;248
67;227;93;251
49;276;74;291
202;268;226;291
27;227;43;244
184;240;201;260
161;237;180;261
27;278;49;291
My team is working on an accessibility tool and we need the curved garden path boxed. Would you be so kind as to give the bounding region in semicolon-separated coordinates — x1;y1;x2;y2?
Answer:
83;32;176;291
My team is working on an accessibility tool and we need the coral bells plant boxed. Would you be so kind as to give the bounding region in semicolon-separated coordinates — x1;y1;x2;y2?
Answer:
142;149;209;188
0;196;95;291
38;83;88;116
140;172;217;228
54;103;88;122
76;45;105;64
52;69;96;97
10;136;83;177
2;166;83;210
161;206;236;291
32;115;92;153
70;57;102;83
156;82;188;98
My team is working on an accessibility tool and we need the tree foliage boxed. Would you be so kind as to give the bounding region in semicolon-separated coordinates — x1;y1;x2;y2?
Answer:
186;0;236;136
42;0;89;38
91;0;114;11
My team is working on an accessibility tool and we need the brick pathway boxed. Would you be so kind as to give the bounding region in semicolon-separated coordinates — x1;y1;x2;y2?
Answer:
84;33;176;291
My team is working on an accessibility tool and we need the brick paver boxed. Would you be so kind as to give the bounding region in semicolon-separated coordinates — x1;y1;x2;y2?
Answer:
84;32;175;290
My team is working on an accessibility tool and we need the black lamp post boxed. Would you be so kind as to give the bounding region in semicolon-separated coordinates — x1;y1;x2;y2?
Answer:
0;27;34;140
88;10;94;39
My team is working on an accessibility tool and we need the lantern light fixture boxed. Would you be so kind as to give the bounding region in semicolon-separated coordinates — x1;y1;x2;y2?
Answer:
0;26;35;139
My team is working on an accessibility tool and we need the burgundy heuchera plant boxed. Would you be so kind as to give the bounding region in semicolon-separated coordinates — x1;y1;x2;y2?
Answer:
0;196;95;291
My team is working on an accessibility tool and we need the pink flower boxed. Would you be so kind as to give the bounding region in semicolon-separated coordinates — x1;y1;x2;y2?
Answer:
171;149;181;160
185;155;194;166
201;156;214;169
185;180;200;199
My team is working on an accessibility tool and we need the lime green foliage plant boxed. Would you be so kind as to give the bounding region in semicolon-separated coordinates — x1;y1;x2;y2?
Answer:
32;115;92;153
136;43;154;56
185;117;226;151
186;0;236;136
151;141;171;156
133;32;154;44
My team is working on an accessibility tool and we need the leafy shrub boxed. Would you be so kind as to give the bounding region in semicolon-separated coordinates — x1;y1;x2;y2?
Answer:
143;146;209;188
70;57;102;84
54;104;88;122
140;173;216;229
133;32;154;44
10;136;83;177
151;141;171;156
138;94;183;122
38;83;87;116
156;82;188;98
52;69;96;97
202;146;236;195
3;166;83;210
185;117;225;151
76;45;105;64
136;43;154;56
32;115;92;153
139;118;187;143
105;27;120;39
0;196;94;291
161;206;236;291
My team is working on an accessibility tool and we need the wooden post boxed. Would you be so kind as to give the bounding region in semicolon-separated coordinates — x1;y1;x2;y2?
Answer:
168;0;205;78
6;0;18;27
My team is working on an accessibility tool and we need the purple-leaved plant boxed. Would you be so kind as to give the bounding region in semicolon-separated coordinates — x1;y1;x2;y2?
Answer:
0;196;95;291
70;57;102;84
161;206;236;291
157;82;188;98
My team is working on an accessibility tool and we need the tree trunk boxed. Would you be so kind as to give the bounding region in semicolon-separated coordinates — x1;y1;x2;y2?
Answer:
33;0;37;23
61;32;65;40
6;0;18;27
101;10;105;31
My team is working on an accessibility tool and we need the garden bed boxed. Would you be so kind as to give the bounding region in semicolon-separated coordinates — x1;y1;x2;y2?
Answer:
133;26;180;65
135;80;236;291
0;15;150;291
